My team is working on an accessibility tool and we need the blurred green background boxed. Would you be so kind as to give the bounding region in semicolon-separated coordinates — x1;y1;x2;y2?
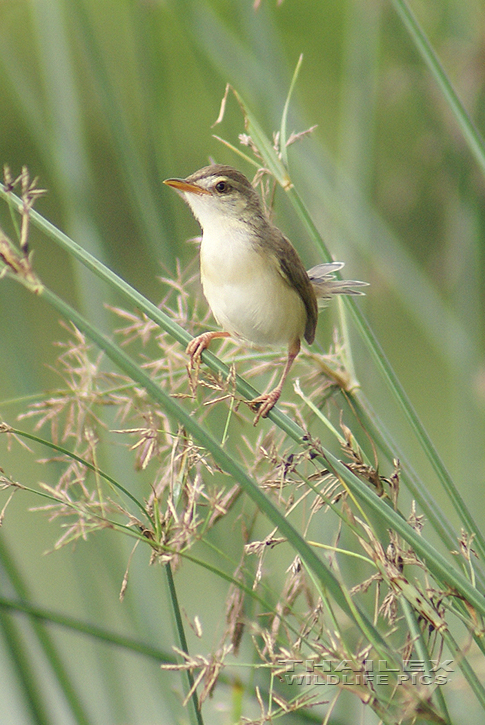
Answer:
0;0;484;723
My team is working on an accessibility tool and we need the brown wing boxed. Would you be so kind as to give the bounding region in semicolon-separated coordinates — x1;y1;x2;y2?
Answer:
270;230;318;345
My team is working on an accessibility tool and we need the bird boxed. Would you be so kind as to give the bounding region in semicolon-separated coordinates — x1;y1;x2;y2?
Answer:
164;164;367;423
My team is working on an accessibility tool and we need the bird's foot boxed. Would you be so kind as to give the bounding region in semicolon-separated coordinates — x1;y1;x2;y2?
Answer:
186;333;211;392
186;331;216;362
248;388;281;425
186;331;229;394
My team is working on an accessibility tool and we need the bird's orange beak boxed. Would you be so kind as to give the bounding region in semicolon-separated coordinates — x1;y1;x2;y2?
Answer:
163;178;210;195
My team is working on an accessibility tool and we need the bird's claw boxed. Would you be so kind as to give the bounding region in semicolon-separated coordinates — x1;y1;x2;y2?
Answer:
248;389;281;425
186;332;215;360
186;333;212;393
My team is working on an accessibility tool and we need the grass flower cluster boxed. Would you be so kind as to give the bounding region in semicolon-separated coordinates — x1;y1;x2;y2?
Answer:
1;146;484;725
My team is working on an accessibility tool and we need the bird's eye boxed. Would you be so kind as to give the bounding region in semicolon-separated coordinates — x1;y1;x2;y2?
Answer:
214;180;230;194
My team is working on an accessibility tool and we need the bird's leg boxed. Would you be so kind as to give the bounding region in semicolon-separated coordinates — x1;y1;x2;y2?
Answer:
249;338;301;425
186;331;231;392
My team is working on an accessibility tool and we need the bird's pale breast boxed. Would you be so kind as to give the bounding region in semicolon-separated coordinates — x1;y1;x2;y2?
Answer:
200;219;306;347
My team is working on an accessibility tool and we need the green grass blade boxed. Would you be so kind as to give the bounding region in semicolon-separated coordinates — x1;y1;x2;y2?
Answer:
3;187;483;605
68;0;172;260
0;538;93;725
290;181;485;562
390;0;485;178
6;269;485;639
14;280;395;659
5;425;147;517
165;563;203;725
0;595;174;663
0;607;52;725
224;92;485;559
279;53;304;167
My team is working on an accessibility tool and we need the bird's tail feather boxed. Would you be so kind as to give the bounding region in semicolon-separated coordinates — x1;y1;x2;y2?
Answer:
307;262;368;301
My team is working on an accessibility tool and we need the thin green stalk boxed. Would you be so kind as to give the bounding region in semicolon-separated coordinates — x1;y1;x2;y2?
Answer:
279;53;304;167
4;426;147;518
346;392;458;551
1;184;475;567
317;444;485;618
6;267;485;632
1;531;326;674
69;0;172;259
349;302;485;560
217;88;485;560
165;563;204;725
293;379;345;444
3;246;484;722
287;184;485;562
350;390;485;592
1;191;483;613
0;605;52;725
441;627;485;711
390;0;485;178
0;194;485;613
7;275;394;659
0;584;316;720
0;538;93;725
400;598;451;725
0;596;174;663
